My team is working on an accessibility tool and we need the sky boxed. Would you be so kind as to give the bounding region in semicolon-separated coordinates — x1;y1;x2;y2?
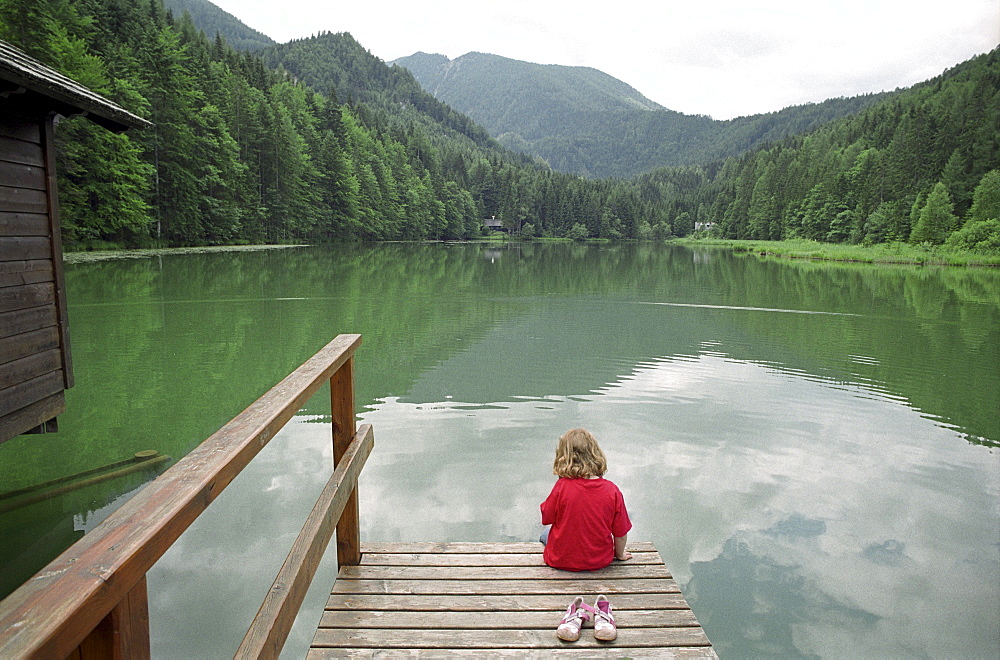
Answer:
207;0;999;120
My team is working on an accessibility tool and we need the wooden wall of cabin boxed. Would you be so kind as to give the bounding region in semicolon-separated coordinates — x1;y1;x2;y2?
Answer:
0;108;72;445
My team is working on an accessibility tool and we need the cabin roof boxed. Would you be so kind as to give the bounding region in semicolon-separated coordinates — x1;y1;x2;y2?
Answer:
0;39;151;132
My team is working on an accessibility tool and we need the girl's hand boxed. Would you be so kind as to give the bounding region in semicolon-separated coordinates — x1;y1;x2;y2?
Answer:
615;550;633;561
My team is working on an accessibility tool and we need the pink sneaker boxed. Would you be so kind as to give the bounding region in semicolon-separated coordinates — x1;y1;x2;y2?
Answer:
556;596;594;641
593;594;617;641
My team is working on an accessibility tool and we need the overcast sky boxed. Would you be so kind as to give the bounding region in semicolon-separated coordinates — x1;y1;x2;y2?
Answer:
207;0;999;120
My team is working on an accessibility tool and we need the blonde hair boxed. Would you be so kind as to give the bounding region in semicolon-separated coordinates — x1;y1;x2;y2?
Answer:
553;428;607;478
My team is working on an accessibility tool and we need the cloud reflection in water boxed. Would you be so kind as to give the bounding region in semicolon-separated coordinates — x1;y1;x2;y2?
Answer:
146;352;999;658
359;353;1000;658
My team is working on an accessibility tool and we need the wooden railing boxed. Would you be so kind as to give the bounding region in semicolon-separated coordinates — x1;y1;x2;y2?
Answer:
0;334;372;659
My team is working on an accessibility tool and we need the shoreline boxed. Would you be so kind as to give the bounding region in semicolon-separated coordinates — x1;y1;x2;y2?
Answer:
61;237;1000;268
672;237;1000;268
63;244;310;263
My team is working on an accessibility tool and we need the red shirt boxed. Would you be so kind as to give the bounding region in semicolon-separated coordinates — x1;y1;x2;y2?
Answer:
540;477;632;571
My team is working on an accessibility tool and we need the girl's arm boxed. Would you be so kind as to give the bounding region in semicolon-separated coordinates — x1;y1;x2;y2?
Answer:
614;535;633;561
540;479;562;525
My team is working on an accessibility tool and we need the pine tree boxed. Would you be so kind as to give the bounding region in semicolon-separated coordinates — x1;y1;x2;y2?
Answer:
140;25;206;243
909;182;958;244
0;0;58;60
314;99;360;239
967;169;1000;223
57;119;153;244
192;103;245;243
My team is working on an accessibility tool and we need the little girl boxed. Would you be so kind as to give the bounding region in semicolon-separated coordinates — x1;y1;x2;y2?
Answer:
540;428;632;571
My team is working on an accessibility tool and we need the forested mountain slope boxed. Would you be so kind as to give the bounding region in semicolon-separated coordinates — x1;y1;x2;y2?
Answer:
0;1;683;246
637;48;1000;247
503;94;891;179
394;51;665;128
395;51;891;178
2;0;995;252
161;0;274;50
257;34;498;150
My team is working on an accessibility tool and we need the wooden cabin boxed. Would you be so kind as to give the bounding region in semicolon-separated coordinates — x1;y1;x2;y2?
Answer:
0;39;150;445
483;216;507;232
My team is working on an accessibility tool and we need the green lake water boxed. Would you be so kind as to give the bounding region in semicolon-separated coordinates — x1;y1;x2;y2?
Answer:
1;242;998;658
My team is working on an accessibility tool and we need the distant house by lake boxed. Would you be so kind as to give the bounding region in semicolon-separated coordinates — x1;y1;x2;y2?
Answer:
483;216;506;232
0;39;150;445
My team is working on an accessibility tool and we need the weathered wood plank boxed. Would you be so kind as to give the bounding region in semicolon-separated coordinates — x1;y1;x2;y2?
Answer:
0;281;54;313
313;542;712;657
0;262;52;288
237;425;373;659
39;118;72;391
0;119;40;143
0;269;50;288
0;347;61;389
0;369;63;417
308;648;718;659
76;575;150;659
360;541;656;554
311;627;712;649
319;609;700;630
0;305;57;340
0;326;60;364
331;355;360;567
360;552;663;567
0;212;49;236
0;186;47;214
0;135;44;167
0;258;51;275
337;564;672;581
0;238;50;263
0;160;45;191
0;391;64;446
325;593;694;612
331;578;680;596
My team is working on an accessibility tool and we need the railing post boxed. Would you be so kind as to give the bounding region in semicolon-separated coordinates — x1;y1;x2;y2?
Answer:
75;576;150;659
330;356;360;566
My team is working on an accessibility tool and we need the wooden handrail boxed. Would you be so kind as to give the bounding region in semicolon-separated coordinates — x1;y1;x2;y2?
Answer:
0;334;364;659
237;423;374;658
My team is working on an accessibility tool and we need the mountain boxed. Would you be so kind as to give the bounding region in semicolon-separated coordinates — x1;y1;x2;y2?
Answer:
264;31;998;247
7;0;994;251
162;0;275;50
256;34;500;150
636;48;1000;244
6;0;688;247
394;51;665;131
516;93;892;178
394;51;891;178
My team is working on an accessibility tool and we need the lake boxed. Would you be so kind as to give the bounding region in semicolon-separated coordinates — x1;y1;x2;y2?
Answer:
1;242;998;658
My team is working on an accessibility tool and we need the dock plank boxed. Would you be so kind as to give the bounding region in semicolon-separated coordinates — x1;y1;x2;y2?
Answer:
360;552;664;566
311;542;716;658
359;541;658;554
320;609;701;629
311;627;712;648
309;649;716;659
332;578;681;595
337;564;672;580
325;593;695;612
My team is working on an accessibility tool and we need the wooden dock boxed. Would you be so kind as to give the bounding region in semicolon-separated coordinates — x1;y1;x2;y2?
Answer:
0;337;716;658
309;541;716;658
